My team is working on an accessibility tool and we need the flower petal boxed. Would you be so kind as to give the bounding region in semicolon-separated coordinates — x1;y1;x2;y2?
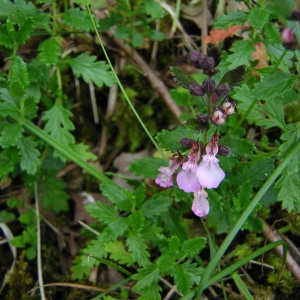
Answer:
192;190;209;217
177;169;201;193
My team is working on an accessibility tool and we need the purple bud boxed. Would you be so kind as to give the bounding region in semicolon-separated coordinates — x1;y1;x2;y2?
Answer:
211;110;226;125
202;78;216;93
218;145;230;156
189;84;205;96
215;84;230;97
291;10;300;22
200;56;215;71
281;28;295;44
221;101;236;115
180;137;195;148
188;51;202;69
196;113;209;124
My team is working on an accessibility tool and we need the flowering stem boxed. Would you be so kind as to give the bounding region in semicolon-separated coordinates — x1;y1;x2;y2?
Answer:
196;139;300;298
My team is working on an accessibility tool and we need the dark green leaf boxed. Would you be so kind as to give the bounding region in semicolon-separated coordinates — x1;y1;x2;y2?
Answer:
132;264;160;290
214;10;247;29
16;17;34;45
169;66;197;89
85;201;118;224
248;7;269;29
145;0;165;18
0;24;13;48
141;193;172;219
0;122;23;147
11;56;29;92
219;136;255;158
38;37;61;66
105;241;134;266
67;52;115;88
181;237;206;258
129;210;145;232
173;263;192;294
126;232;149;267
226;40;256;70
71;143;97;161
61;8;93;32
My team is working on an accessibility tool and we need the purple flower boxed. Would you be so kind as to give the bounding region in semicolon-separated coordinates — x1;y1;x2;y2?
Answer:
177;142;201;193
196;141;225;189
155;156;183;188
192;189;209;217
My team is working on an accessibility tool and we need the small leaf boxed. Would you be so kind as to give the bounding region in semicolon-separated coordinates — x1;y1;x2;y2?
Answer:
16;17;35;45
145;0;165;18
17;136;40;174
248;7;269;29
214;10;247;29
85;201;118;224
126;232;150;267
11;56;29;92
132;264;160;290
61;7;93;32
219;135;255;158
181;237;206;258
0;122;23;147
169;66;197;89
173;263;192;294
71;143;97;161
38;37;61;65
141;193;172;219
0;24;13;48
105;241;134;266
129;210;145;232
67;52;115;88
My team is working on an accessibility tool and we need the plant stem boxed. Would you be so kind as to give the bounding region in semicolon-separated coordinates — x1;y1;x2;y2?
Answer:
85;2;167;162
34;183;46;300
196;139;300;298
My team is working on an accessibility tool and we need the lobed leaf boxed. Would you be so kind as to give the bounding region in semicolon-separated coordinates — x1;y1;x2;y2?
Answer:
61;7;93;32
38;37;61;66
214;10;247;29
141;193;172;219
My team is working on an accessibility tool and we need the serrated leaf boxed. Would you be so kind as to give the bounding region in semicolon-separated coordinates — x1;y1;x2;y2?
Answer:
82;236;107;259
0;147;19;177
219;136;255;158
85;201;118;224
135;282;162;300
67;52;115;88
100;183;132;211
279;123;300;159
276;172;300;212
129;210;145;232
0;24;13;48
105;241;134;266
253;71;296;102
134;183;146;207
132;264;160;290
156;253;176;273
173;263;192;294
217;65;246;88
61;7;93;32
258;99;285;129
0;88;19;117
169;66;197;89
17;136;40;174
141;193;172;219
16;17;34;45
71;143;97;161
126;232;149;267
264;43;293;71
0;122;23;147
11;56;29;92
226;40;256;70
184;262;203;285
71;256;91;280
214;10;247;29
156;126;201;152
129;157;167;179
40;176;69;212
38;37;61;65
145;0;165;18
248;7;269;29
181;237;206;258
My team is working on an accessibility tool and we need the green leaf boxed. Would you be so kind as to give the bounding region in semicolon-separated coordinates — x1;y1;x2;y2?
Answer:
71;143;97;161
38;37;61;66
219;136;255;158
16;17;35;45
0;88;19;117
184;262;203;285
17;136;40;174
71;256;92;280
100;218;129;242
276;172;300;212
265;43;293;71
0;122;23;147
0;24;13;48
40;176;69;212
0;210;15;222
134;183;146;207
126;232;149;267
0;147;19;177
131;30;144;47
214;10;247;29
135;282;161;300
100;183;132;211
129;157;167;179
253;72;296;102
132;264;160;290
85;201;118;224
67;52;115;88
141;193;172;219
148;30;164;41
83;236;107;259
105;241;134;266
129;210;145;232
169;66;198;89
61;7;93;32
279;123;300;159
226;40;256;69
11;56;29;93
181;237;206;258
247;7;269;29
173;263;192;294
156;126;201;152
156;253;176;273
145;0;165;18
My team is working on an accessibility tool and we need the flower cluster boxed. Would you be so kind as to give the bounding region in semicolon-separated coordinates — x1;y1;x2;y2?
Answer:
155;135;227;217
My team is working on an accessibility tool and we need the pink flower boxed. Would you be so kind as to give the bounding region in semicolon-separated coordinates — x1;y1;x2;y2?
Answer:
196;140;225;189
177;142;201;193
192;189;209;217
155;156;183;188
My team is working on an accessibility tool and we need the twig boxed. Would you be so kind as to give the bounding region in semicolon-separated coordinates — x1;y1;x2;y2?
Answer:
106;31;183;123
262;221;300;283
34;183;46;300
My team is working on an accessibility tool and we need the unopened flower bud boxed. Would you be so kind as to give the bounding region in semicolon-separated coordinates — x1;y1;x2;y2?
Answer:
281;28;295;44
202;78;216;93
211;110;226;125
291;10;300;22
221;101;235;115
215;84;230;97
200;56;215;71
196;113;209;124
218;145;230;156
180;137;195;148
189;84;204;96
188;51;202;69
